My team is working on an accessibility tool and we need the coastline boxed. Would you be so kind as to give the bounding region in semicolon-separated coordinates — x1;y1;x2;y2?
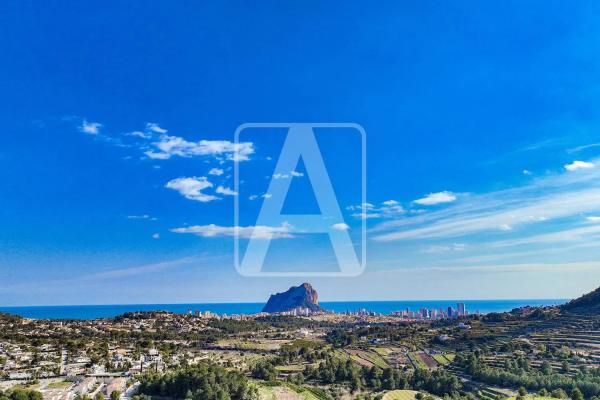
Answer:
0;298;568;320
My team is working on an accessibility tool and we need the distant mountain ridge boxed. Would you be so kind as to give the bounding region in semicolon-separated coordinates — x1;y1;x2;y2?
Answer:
562;285;600;314
262;283;323;313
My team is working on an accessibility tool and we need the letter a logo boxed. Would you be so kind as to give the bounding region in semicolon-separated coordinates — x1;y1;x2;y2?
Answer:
234;123;366;277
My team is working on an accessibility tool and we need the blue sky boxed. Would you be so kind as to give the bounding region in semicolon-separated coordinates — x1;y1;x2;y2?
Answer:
2;1;600;305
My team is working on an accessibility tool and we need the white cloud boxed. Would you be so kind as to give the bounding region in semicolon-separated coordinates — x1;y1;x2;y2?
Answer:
523;169;532;176
332;223;350;231
79;120;102;135
422;243;467;253
381;204;405;216
171;223;293;239
565;160;594;171
453;243;468;251
127;214;157;220
145;135;254;162
247;193;272;200
586;216;600;222
146;122;167;134
346;203;373;212
352;212;382;219
165;176;218;202
152;233;160;239
491;224;600;248
74;121;253;165
216;186;237;196
414;191;457;206
568;143;600;153
347;201;404;219
372;158;600;242
209;168;224;176
272;171;304;179
128;130;151;139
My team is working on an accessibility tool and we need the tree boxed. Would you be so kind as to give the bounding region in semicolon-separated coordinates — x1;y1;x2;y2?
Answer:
518;387;527;397
552;389;568;399
541;361;552;375
251;361;276;381
28;392;42;400
571;388;584;400
109;391;121;400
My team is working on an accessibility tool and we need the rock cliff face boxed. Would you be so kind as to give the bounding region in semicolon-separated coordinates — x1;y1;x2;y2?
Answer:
262;283;323;313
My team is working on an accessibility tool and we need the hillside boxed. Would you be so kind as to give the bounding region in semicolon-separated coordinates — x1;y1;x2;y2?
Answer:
561;285;600;314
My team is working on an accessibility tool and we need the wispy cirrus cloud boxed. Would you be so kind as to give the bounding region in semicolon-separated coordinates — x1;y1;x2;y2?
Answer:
567;143;600;153
127;214;157;221
347;200;405;219
171;222;293;239
421;243;467;253
272;170;304;180
128;130;152;139
74;120;254;163
372;158;600;243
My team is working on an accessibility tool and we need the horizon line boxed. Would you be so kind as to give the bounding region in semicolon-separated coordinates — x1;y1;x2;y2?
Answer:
0;297;570;309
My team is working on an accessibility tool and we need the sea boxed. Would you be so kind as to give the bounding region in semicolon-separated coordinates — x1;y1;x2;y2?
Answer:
0;299;568;320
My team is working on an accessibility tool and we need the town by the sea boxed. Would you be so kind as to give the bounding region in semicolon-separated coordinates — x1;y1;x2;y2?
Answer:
0;299;567;320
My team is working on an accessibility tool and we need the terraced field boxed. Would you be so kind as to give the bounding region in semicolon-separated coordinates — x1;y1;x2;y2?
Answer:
275;364;309;373
346;348;389;368
257;383;325;400
373;346;395;356
382;389;421;400
418;352;438;369
371;346;411;369
408;351;427;369
432;353;454;365
216;339;287;351
506;397;555;400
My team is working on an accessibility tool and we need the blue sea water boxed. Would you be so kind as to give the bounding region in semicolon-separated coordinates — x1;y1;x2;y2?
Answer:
0;299;567;320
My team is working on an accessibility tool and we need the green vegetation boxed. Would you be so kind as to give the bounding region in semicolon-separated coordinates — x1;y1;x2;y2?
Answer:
47;381;73;389
252;360;277;381
0;388;43;400
432;354;454;365
5;286;600;400
382;390;422;400
409;352;427;369
137;362;258;400
459;353;600;398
